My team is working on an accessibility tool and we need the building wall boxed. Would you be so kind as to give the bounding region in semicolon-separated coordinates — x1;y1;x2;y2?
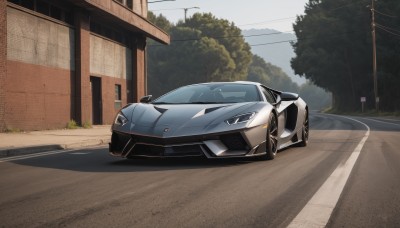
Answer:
90;34;132;80
7;6;75;70
133;0;147;17
1;0;167;132
5;61;73;130
0;0;6;131
5;5;74;131
89;33;133;124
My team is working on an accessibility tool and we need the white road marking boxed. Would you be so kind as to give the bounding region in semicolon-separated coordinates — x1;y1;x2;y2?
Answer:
69;152;91;155
361;117;400;127
0;149;77;163
288;115;370;228
0;145;105;163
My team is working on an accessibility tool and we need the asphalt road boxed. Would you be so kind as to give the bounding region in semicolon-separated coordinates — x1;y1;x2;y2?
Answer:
0;113;399;227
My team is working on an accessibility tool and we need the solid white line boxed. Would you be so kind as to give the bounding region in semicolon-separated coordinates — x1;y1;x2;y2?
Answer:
0;149;77;163
0;145;108;163
361;117;400;127
288;115;370;228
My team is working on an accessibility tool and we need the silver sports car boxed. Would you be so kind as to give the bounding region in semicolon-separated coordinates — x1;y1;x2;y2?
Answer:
109;81;308;160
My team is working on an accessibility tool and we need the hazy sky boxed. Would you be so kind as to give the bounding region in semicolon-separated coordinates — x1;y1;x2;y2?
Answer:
148;0;310;32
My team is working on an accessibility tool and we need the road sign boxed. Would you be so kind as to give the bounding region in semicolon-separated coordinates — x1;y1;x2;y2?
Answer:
361;97;366;102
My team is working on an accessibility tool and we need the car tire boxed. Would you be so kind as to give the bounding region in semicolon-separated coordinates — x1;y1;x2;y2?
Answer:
298;111;309;147
263;114;278;160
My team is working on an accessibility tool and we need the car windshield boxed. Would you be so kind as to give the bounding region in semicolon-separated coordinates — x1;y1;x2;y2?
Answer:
152;83;261;104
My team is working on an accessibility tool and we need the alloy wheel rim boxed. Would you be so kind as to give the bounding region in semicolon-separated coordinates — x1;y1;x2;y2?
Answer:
269;116;278;155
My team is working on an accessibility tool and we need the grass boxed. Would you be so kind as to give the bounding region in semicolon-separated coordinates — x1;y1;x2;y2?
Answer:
66;120;79;129
67;120;93;129
82;121;92;129
4;128;22;133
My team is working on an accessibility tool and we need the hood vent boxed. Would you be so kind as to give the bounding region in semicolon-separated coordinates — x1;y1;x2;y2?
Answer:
205;106;223;114
153;106;168;114
192;106;225;119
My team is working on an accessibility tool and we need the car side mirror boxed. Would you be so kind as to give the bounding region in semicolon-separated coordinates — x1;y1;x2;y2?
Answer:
140;95;152;103
272;95;281;106
280;92;299;101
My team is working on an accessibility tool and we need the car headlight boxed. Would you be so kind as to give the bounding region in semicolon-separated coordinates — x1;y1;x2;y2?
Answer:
114;112;128;126
225;112;256;125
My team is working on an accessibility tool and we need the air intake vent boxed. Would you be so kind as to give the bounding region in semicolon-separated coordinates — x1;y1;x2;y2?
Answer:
154;106;168;114
205;106;223;114
220;133;248;151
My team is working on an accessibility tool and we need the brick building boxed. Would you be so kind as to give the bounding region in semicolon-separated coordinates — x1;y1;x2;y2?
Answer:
0;0;169;131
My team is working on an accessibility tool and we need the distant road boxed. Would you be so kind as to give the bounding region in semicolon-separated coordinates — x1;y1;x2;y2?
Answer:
0;113;399;227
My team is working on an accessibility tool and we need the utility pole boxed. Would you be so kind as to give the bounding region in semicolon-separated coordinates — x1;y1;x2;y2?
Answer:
183;7;199;22
371;0;379;111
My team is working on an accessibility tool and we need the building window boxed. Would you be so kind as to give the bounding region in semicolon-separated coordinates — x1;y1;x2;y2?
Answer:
8;0;74;25
90;21;127;45
115;0;133;10
115;84;122;109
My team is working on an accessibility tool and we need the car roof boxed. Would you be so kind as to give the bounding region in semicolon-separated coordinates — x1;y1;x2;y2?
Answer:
189;81;281;94
191;81;262;86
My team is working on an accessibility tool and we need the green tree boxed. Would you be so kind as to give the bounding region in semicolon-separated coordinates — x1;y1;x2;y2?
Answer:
147;12;172;33
148;26;235;97
248;55;299;92
292;0;400;112
181;13;252;81
298;82;331;110
147;13;250;97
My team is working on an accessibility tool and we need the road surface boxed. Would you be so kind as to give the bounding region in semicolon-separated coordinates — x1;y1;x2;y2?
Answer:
0;113;399;227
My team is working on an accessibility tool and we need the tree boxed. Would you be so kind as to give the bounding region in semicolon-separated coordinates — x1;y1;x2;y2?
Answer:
147;26;235;97
147;13;250;97
292;0;400;112
248;55;299;92
181;13;252;81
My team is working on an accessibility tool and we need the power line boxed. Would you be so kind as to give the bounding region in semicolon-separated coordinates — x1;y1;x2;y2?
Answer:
250;39;296;47
148;0;368;47
374;9;397;18
238;17;296;27
375;23;400;34
250;30;359;47
149;30;293;46
327;0;364;11
376;25;400;39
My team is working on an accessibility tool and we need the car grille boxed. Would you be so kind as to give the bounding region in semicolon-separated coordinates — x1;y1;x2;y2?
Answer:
128;144;204;157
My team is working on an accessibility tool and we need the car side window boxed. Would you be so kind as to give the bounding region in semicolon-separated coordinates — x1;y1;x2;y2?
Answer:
261;87;276;104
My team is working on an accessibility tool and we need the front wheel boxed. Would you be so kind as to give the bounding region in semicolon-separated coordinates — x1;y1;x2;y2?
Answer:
298;111;309;147
263;114;278;160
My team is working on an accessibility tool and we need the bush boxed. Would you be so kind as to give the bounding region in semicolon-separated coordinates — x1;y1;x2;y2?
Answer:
82;121;92;129
66;120;78;129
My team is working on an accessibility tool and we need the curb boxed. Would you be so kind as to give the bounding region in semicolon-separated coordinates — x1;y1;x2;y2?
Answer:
0;138;110;158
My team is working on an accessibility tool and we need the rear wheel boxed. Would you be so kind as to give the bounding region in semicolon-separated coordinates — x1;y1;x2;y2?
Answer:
263;114;278;160
298;111;309;147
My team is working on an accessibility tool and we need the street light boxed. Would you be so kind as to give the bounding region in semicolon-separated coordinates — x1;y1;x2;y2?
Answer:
183;7;200;22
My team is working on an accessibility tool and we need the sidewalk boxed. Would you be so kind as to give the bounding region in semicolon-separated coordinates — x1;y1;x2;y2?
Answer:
0;125;112;157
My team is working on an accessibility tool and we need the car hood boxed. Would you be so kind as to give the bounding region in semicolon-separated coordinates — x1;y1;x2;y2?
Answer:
125;102;261;137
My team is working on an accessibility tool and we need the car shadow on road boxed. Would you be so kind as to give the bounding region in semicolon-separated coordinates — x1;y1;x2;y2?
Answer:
10;147;263;173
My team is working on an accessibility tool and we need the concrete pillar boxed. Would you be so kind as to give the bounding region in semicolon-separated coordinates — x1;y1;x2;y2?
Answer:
0;0;6;131
132;35;146;102
74;9;91;125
